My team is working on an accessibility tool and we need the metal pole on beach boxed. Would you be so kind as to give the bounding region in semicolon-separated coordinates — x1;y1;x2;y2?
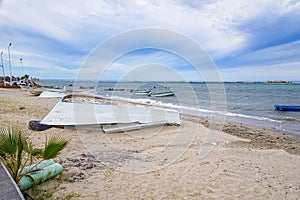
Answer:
0;51;5;84
8;43;12;85
20;57;24;75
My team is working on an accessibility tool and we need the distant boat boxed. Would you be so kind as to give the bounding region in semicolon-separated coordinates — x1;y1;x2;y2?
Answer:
274;105;300;111
104;88;125;91
148;90;175;97
134;89;151;95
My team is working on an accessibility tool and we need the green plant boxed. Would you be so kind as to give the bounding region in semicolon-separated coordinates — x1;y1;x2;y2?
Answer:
29;185;54;200
62;192;80;200
0;126;68;186
21;74;30;79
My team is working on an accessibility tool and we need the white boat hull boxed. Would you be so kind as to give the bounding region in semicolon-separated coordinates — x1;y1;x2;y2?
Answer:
41;101;180;126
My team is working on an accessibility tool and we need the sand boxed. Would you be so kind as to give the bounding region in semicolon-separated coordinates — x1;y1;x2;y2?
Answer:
1;88;300;199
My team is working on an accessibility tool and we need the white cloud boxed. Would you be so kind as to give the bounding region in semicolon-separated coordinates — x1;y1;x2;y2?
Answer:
226;40;300;66
220;61;300;81
0;0;247;55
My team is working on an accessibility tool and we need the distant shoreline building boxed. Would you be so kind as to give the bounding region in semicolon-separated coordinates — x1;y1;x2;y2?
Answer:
267;80;292;84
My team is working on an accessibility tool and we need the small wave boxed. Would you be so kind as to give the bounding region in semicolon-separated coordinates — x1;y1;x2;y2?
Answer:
224;111;281;123
110;96;160;105
284;117;300;122
105;95;282;124
231;106;242;110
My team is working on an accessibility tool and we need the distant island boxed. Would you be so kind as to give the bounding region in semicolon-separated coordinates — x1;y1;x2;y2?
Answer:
267;80;292;84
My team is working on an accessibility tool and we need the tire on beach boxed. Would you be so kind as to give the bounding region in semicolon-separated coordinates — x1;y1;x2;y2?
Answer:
28;120;52;131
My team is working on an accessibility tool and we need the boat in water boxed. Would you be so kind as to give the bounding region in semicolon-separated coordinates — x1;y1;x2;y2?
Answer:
274;105;300;111
148;91;175;97
134;89;151;95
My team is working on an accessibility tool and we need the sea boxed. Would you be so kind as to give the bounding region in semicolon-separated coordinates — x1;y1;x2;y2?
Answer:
38;80;300;135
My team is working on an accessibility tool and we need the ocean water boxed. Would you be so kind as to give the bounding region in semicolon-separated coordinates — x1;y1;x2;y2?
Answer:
39;80;300;135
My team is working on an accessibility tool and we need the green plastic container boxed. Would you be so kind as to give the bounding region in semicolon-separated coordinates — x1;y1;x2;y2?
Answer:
19;163;63;191
19;159;55;175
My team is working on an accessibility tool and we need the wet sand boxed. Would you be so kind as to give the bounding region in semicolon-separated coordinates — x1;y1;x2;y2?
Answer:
1;88;300;199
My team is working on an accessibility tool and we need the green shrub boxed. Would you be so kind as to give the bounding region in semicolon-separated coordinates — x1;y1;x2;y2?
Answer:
0;126;68;186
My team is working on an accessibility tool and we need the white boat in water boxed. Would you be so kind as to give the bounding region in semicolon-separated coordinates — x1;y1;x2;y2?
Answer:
134;89;151;95
148;90;175;97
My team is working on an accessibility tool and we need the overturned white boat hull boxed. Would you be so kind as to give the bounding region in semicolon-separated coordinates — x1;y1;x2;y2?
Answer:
41;101;180;127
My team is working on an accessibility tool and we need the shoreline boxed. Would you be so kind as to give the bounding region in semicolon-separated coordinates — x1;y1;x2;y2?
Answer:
36;80;300;135
1;88;300;199
197;116;300;155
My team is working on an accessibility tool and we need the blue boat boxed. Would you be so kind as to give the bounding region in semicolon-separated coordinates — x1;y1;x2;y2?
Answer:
274;105;300;111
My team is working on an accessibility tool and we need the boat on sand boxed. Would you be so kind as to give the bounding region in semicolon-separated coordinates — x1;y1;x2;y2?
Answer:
39;94;180;133
28;89;43;96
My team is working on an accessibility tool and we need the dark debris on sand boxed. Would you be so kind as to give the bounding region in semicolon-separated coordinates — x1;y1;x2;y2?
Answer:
195;117;300;155
62;153;106;182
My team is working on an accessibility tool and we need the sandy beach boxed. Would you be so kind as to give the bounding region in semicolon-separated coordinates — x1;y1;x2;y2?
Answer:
1;88;300;199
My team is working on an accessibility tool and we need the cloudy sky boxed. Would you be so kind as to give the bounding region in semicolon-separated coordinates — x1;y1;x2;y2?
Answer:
0;0;299;81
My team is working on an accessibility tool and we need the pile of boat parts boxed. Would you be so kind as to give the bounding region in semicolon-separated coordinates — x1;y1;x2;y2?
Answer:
40;94;180;133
